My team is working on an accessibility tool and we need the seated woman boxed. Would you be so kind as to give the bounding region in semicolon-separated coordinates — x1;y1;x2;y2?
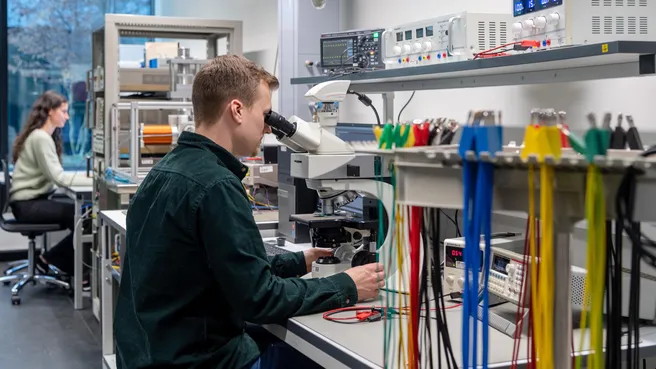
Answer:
9;91;93;289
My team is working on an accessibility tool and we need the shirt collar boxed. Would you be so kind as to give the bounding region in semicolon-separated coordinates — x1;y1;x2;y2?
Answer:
177;131;248;180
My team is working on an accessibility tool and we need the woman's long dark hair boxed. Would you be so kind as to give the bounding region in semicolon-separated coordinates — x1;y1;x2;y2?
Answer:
12;91;67;164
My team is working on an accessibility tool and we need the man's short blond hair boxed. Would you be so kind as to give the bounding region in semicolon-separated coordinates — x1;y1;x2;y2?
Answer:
192;55;279;127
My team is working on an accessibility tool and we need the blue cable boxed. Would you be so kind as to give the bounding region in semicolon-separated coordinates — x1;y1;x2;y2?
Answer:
480;161;494;369
476;123;503;369
458;125;477;369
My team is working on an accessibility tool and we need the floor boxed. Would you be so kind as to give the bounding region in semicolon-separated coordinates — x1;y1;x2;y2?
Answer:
0;263;101;369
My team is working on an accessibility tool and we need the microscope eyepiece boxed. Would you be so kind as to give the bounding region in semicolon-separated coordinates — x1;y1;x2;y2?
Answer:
265;110;297;138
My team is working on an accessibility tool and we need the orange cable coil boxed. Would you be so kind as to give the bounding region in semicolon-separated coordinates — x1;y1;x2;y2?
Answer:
141;124;175;145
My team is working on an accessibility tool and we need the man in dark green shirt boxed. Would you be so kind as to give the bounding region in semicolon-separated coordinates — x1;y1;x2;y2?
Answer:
114;55;385;369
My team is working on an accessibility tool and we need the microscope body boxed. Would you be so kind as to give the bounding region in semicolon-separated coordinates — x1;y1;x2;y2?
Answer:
266;80;394;278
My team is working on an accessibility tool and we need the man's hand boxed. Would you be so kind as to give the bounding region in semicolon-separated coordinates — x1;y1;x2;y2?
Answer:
344;263;385;302
302;248;334;273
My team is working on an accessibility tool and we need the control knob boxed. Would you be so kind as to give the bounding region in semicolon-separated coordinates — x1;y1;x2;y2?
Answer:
413;42;422;53
392;45;402;56
512;22;523;34
457;277;464;288
548;13;560;25
446;275;454;285
523;19;535;29
402;44;412;54
422;41;432;52
534;16;547;29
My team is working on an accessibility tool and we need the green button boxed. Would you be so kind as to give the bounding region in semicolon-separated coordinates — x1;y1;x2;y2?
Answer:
373;32;379;38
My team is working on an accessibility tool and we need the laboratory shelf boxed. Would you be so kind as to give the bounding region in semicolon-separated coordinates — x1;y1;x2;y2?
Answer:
385;146;656;222
291;41;656;93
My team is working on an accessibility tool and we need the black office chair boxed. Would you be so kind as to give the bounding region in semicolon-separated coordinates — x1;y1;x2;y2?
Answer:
0;159;70;305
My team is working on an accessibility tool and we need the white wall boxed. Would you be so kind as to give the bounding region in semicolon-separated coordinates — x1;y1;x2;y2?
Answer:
338;0;656;131
156;0;280;145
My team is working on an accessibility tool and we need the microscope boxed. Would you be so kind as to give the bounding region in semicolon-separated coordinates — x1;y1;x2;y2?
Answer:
266;81;395;279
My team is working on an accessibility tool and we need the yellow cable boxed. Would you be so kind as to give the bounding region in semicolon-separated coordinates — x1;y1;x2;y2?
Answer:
528;164;541;365
575;164;607;369
591;166;607;369
576;165;595;369
538;164;555;369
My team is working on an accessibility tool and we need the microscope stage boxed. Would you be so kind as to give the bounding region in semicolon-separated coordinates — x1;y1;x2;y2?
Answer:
290;213;377;230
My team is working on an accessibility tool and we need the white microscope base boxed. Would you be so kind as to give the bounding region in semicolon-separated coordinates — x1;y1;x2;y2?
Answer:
311;262;411;296
311;261;350;279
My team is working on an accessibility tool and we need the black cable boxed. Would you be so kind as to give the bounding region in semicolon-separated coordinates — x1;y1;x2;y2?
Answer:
440;209;461;237
605;219;622;368
454;210;460;237
348;90;381;126
427;208;458;369
397;91;416;123
420;213;434;369
615;146;656;369
371;105;381;127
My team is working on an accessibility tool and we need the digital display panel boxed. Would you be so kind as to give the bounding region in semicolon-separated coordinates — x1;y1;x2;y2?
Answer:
514;0;562;17
396;32;403;42
492;255;511;275
426;26;434;37
416;28;424;38
321;38;354;67
405;30;412;40
445;246;484;269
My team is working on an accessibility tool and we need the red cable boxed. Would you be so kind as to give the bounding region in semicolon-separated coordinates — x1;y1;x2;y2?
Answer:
322;304;463;323
409;206;422;369
511;218;531;368
474;42;521;59
531;218;541;369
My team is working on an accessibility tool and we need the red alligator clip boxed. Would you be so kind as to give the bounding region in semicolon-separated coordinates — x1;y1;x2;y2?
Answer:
413;122;431;146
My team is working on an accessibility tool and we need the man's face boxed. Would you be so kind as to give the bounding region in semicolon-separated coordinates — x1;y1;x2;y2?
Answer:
235;81;272;157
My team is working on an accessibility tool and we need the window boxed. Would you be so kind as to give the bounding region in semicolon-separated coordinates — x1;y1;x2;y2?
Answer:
6;0;154;170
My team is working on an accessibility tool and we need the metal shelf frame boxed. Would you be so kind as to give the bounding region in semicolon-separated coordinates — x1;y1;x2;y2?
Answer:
291;41;656;124
92;14;243;161
109;101;194;183
368;146;656;369
287;40;656;369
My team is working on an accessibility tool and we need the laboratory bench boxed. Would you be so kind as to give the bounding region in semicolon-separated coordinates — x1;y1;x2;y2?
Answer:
96;208;656;369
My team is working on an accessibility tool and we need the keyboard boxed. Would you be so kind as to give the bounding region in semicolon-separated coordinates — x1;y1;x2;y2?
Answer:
263;242;292;256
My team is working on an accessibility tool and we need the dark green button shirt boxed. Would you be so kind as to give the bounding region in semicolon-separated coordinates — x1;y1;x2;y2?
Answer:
114;132;358;369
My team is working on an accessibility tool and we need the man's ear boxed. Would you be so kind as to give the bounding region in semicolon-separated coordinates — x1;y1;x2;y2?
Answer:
229;99;244;124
